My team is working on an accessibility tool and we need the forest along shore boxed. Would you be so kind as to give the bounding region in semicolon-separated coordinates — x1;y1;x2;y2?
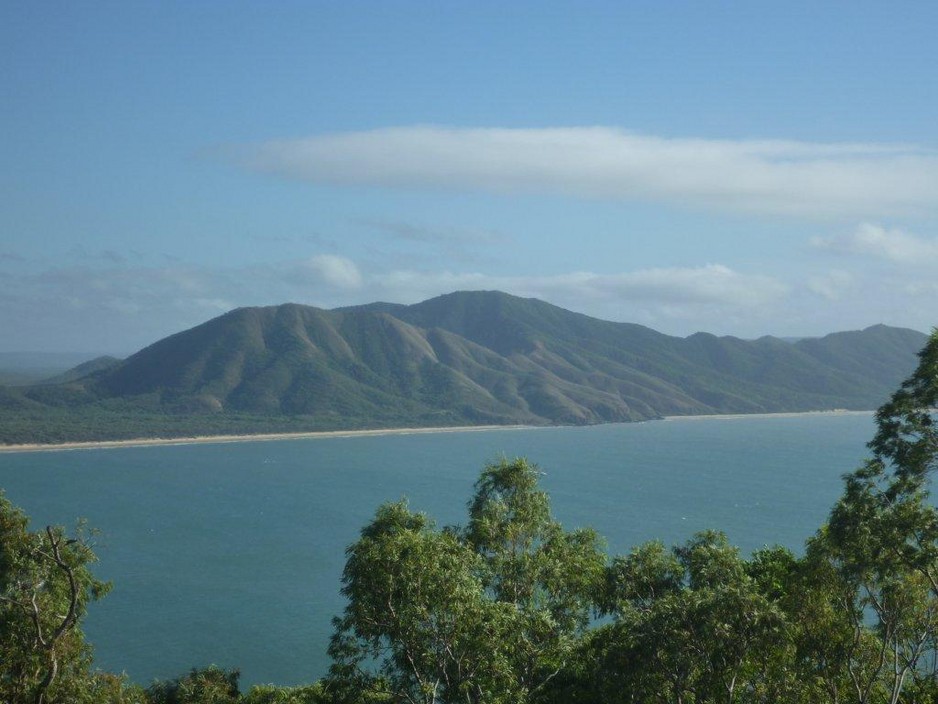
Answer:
0;424;530;454
0;410;877;454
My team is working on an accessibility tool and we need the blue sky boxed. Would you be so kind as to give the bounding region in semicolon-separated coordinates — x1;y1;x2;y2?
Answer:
2;1;937;353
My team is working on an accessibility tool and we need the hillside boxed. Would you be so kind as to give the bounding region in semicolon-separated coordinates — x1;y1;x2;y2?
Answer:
37;355;122;385
0;291;929;444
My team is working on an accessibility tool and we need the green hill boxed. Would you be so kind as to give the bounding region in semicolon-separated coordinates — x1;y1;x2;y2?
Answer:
0;291;928;444
37;356;121;385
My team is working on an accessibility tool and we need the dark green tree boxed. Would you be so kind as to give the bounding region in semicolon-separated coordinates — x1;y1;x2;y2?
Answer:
240;681;330;704
327;459;605;704
327;501;518;704
145;666;241;704
0;491;112;703
804;330;938;704
591;532;786;704
465;458;605;698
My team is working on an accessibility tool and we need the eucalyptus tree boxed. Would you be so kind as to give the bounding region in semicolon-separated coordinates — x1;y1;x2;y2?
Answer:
327;458;605;704
805;329;938;704
591;532;787;704
0;492;112;704
145;666;241;704
327;500;520;704
465;458;605;699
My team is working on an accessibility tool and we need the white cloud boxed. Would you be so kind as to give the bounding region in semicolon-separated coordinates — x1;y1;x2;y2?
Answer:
8;253;936;353
231;127;938;218
356;264;785;310
301;254;362;289
2;257;794;351
347;266;790;338
569;265;786;305
811;223;938;264
807;270;853;301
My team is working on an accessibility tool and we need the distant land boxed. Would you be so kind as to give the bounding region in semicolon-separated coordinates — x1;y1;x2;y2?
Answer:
0;290;928;445
0;352;116;386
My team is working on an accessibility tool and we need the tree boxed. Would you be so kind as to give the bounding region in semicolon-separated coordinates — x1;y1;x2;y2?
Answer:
869;328;938;482
465;458;605;698
327;500;517;704
804;330;938;704
241;681;330;704
591;532;787;704
145;666;241;704
0;491;111;704
327;459;605;704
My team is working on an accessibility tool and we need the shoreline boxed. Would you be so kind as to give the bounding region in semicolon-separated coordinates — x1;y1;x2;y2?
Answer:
662;409;873;422
0;424;530;454
0;409;876;454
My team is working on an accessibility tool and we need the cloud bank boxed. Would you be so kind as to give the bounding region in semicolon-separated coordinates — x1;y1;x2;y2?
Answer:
363;265;785;309
812;223;938;264
234;127;938;218
4;246;932;353
1;257;794;352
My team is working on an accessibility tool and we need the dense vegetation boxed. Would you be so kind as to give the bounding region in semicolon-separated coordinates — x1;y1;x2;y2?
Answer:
0;291;928;445
1;329;936;703
0;400;438;446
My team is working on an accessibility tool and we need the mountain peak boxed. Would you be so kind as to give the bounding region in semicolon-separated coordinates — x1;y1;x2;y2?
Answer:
1;291;929;444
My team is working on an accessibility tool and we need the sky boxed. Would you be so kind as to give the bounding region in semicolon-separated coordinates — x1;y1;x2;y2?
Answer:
2;1;937;354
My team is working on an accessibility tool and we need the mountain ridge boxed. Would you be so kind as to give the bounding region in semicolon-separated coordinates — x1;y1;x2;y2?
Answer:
0;291;929;444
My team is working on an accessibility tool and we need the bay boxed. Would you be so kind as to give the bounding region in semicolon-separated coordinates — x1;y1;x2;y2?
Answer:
0;413;875;688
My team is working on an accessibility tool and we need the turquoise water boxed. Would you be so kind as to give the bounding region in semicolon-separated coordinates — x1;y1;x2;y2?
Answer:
0;414;875;687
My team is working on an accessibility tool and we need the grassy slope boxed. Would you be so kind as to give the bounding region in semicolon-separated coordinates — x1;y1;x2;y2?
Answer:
0;292;928;444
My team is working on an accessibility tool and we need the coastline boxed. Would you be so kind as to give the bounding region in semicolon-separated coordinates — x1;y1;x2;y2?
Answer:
663;409;874;422
0;424;529;454
0;409;877;454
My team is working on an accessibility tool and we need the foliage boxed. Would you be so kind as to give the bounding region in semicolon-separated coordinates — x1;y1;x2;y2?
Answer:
145;666;241;704
799;329;938;704
119;668;332;704
0;491;111;704
241;682;329;704
583;532;787;704
327;458;605;703
327;500;515;703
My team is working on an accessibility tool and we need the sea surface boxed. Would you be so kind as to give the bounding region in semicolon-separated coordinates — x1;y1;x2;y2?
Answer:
0;413;876;688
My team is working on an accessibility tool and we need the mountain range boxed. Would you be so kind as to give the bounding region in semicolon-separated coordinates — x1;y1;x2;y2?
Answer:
0;291;929;444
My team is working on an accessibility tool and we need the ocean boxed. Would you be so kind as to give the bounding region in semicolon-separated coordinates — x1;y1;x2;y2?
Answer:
0;413;875;687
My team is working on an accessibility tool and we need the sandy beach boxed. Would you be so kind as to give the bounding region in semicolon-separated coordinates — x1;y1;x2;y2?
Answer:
663;409;874;422
0;410;877;454
0;424;530;454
